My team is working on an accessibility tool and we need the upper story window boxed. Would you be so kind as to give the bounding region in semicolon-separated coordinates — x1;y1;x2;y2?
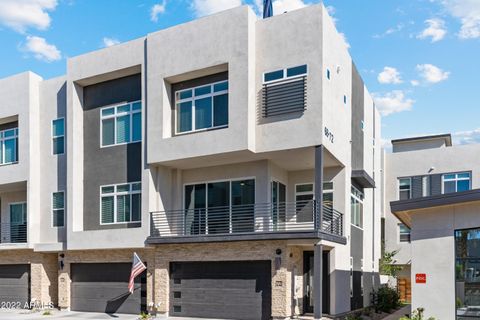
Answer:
0;127;18;165
101;101;141;147
100;182;141;224
52;118;65;155
263;64;307;83
52;191;65;227
399;178;412;200
399;223;411;242
351;186;364;228
443;172;471;194
175;81;229;134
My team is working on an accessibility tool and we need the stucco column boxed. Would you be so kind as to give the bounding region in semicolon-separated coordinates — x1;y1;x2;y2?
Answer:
313;244;323;319
57;254;70;310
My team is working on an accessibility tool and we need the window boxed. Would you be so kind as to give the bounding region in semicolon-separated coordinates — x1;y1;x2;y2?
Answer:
422;176;430;197
101;101;141;147
344;95;347;104
101;182;141;224
443;172;471;194
399;178;411;200
327;69;331;80
52;192;65;227
399;223;411;242
0;127;18;165
175;81;228;134
295;182;334;223
263;64;308;83
351;186;363;228
52;118;65;155
360;120;365;131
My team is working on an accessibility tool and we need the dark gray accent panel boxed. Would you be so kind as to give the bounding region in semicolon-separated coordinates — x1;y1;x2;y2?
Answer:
350;226;364;311
71;263;146;314
170;261;271;320
411;176;423;199
171;72;228;95
351;63;365;170
430;174;442;196
262;77;307;117
0;264;30;306
0;121;18;131
352;170;376;189
82;75;142;231
83;74;141;110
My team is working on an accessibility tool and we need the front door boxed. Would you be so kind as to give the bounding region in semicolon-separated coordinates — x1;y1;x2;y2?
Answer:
9;203;27;243
304;251;330;314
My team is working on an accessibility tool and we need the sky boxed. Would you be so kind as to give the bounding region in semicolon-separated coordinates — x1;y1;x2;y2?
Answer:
0;0;479;147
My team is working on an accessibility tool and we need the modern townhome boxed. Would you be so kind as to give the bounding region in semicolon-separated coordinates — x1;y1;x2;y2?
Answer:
0;4;383;320
386;134;480;319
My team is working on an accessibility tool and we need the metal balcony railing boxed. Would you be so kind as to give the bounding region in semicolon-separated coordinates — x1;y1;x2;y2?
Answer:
150;200;343;239
0;223;27;244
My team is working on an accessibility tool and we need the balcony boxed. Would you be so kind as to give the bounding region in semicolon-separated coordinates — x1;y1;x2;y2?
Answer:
0;222;27;244
148;200;345;244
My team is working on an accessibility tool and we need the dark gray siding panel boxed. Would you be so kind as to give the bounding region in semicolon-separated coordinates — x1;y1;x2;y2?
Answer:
83;74;141;110
0;121;18;131
170;261;271;320
430;174;442;196
0;265;30;306
411;176;423;199
83;75;142;231
71;263;146;314
350;226;363;310
351;63;365;170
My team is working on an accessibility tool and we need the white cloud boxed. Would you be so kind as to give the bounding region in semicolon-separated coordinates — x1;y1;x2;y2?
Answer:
438;0;480;39
372;90;415;116
0;0;57;33
410;80;420;86
102;37;120;47
377;67;403;84
339;32;350;49
151;1;167;22
417;18;447;42
453;128;480;145
191;0;242;17
325;5;335;16
373;23;404;38
23;36;61;62
272;0;308;15
416;64;450;83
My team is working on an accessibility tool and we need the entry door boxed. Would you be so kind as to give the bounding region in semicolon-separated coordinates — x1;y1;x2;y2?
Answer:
304;251;329;314
10;203;27;243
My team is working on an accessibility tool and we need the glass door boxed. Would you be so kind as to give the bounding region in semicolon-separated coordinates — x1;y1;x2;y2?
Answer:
207;182;230;234
10;202;27;243
231;180;255;233
184;184;206;235
271;181;286;230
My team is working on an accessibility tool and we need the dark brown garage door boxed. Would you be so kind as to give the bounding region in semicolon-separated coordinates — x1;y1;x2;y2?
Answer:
170;261;271;320
0;264;29;307
71;263;146;314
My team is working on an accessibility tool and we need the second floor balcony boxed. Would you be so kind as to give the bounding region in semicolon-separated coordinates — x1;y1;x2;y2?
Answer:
148;200;344;244
0;222;27;244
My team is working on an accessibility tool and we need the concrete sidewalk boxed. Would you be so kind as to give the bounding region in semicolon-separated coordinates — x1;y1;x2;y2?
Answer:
382;305;411;320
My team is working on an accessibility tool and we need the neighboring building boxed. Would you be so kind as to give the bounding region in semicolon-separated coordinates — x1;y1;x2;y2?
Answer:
0;4;383;320
386;134;480;319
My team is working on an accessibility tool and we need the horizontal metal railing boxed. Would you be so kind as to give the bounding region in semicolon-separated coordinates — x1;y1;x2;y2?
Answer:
0;222;27;244
150;200;343;239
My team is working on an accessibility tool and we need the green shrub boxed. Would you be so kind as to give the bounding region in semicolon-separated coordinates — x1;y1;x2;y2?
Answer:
138;312;150;320
42;310;52;316
345;313;362;320
399;308;436;320
373;285;401;313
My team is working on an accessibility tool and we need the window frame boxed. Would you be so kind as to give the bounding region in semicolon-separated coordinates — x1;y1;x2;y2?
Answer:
351;185;364;229
442;172;471;194
263;64;308;85
52;118;65;155
52;191;65;228
398;177;412;200
399;223;411;243
0;127;19;165
99;182;142;225
174;80;229;135
100;100;142;148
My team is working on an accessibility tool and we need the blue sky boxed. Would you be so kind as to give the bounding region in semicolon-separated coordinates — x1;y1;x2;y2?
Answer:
0;0;479;146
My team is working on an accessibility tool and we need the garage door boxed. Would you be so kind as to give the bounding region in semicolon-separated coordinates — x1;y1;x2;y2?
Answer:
170;261;271;320
71;263;146;314
0;264;30;307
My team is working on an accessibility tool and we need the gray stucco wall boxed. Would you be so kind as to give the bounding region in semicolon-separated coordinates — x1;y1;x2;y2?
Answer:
351;64;364;171
350;225;364;310
82;74;142;230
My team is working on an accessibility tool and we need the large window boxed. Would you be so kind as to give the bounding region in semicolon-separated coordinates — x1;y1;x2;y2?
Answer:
184;179;254;235
0;127;18;165
101;182;141;224
295;182;334;223
175;81;228;134
444;172;471;194
52;118;65;155
52;192;65;227
101;101;141;147
399;178;412;200
456;228;480;319
351;186;364;228
399;223;411;242
263;64;307;83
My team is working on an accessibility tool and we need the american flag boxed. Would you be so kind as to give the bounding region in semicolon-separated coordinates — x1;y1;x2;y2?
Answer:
128;252;146;294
